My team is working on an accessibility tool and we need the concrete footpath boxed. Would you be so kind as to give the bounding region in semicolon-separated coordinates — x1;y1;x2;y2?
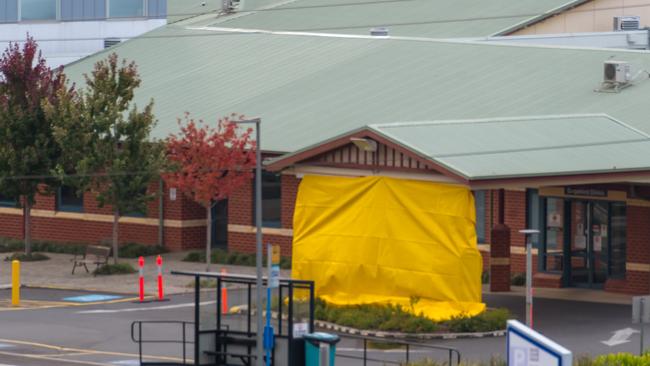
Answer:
0;250;633;306
0;251;290;296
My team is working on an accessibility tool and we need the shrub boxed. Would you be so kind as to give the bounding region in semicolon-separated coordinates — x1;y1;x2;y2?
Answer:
0;237;86;255
118;242;167;258
445;308;510;333
592;353;650;366
4;252;50;262
93;263;137;276
511;273;526;286
314;300;438;333
182;249;292;269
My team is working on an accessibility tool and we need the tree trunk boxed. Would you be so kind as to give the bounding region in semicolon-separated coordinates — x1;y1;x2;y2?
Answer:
206;205;212;272
24;200;32;256
112;208;119;264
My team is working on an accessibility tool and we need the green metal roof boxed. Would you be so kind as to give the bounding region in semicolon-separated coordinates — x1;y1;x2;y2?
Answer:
206;0;580;38
167;0;289;23
371;115;650;179
63;28;650;160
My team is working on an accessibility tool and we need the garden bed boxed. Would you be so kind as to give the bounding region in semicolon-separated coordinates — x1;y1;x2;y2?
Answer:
313;300;509;335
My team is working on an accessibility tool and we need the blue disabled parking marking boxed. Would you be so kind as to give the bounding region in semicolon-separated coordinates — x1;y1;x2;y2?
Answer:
62;294;123;302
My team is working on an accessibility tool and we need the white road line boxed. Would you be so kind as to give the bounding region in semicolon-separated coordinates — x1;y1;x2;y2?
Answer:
76;301;216;314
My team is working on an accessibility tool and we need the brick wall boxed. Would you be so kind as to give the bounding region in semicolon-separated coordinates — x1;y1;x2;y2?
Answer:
281;175;300;229
505;190;526;247
614;205;650;294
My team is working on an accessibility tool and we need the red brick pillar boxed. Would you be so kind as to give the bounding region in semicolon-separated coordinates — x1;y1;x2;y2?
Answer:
490;223;511;292
623;205;650;294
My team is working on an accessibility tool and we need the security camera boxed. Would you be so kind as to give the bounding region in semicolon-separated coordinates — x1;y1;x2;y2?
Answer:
201;1;206;6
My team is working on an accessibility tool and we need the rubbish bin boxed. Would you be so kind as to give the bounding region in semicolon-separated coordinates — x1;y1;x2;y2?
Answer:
304;332;340;366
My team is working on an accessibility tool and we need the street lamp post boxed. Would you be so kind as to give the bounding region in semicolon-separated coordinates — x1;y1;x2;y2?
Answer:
519;229;540;328
235;118;264;366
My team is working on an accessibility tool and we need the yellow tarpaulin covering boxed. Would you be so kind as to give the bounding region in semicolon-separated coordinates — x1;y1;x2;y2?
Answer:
292;175;485;321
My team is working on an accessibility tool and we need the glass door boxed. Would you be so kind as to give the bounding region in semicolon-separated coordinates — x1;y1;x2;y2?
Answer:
568;201;609;288
590;202;609;286
569;201;589;286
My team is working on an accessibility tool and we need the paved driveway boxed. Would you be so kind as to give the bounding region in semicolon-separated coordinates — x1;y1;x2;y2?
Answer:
0;287;641;365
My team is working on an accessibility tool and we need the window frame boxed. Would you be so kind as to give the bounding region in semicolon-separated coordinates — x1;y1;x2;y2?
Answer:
19;0;59;22
107;0;147;19
253;170;282;229
474;190;487;244
56;185;84;213
0;193;17;208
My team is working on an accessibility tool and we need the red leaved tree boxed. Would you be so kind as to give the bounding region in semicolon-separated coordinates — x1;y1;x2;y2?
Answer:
164;113;256;269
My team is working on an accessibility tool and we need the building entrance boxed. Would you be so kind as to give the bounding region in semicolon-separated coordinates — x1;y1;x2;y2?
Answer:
541;195;626;289
567;201;608;288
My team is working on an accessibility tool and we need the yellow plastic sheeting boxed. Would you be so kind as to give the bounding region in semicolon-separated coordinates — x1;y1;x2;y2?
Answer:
292;175;485;321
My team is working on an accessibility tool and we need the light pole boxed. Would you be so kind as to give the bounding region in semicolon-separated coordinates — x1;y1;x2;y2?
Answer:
234;118;263;366
519;229;540;328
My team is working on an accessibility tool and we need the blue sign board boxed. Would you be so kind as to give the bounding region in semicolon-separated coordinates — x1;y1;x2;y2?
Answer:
507;320;572;366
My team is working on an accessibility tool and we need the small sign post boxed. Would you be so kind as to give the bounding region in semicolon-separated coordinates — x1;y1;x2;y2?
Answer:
519;229;540;328
264;244;281;366
632;295;650;354
507;320;572;366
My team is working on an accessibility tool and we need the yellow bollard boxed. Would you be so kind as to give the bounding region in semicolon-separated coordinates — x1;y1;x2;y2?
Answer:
11;260;19;307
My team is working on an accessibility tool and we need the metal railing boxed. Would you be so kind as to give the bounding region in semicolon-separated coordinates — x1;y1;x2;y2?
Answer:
336;334;461;366
131;320;194;365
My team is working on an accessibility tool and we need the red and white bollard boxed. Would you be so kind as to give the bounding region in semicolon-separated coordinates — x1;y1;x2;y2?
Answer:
221;268;228;315
156;255;164;301
138;256;145;302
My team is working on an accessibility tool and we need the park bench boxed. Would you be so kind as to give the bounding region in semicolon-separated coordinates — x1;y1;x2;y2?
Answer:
71;245;111;275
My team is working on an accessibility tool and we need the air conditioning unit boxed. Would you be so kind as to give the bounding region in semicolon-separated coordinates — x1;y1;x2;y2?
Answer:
604;60;631;84
613;16;641;31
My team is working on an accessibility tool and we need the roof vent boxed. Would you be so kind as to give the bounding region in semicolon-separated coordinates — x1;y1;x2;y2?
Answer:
222;0;240;13
370;27;389;37
104;38;121;48
614;16;640;31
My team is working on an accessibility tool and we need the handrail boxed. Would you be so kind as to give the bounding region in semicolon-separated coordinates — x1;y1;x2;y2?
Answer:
335;333;461;366
131;321;194;365
171;270;315;286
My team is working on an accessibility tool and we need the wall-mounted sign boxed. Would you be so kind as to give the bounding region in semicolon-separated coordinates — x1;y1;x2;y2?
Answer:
507;320;572;366
593;236;602;252
547;212;563;228
573;235;586;250
564;187;607;198
169;188;177;201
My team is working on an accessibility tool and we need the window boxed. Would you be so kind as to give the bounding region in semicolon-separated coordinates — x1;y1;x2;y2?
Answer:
253;171;281;228
21;0;57;20
526;189;541;248
109;0;144;18
474;190;486;243
57;185;83;212
542;197;564;273
0;193;16;208
610;203;626;277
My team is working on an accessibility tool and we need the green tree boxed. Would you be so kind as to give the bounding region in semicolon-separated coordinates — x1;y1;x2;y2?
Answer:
0;38;71;255
46;53;163;263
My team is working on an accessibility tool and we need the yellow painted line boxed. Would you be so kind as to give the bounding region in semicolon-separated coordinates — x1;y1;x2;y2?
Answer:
0;338;190;362
0;294;148;311
34;284;139;296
